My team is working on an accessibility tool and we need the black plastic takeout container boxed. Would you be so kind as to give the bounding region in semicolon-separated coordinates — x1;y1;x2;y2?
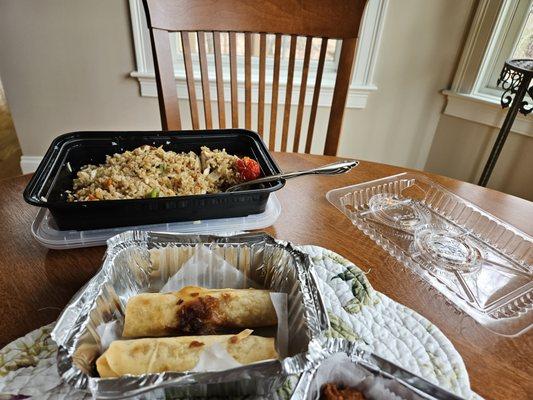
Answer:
23;129;284;230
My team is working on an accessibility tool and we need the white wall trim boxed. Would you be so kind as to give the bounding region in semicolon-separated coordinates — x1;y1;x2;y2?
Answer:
128;0;387;109
442;90;533;138
473;0;529;95
130;71;377;109
352;0;388;87
20;156;43;174
450;0;494;93
443;0;532;139
449;0;532;98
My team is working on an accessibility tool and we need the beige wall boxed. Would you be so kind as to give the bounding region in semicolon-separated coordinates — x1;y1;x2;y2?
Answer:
0;0;160;157
426;115;533;200
2;0;529;200
337;0;474;170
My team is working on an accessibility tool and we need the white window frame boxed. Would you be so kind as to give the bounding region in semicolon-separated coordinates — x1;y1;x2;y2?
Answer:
443;0;532;137
128;0;388;109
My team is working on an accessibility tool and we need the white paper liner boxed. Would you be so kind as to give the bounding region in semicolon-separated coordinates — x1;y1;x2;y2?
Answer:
308;353;426;400
95;320;121;353
191;342;242;372
270;292;288;358
160;245;257;291
97;244;288;372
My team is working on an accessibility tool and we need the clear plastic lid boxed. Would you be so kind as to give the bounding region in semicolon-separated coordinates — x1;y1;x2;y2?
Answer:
32;194;281;250
327;173;532;337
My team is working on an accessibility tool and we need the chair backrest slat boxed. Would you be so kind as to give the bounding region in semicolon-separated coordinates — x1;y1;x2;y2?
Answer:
305;37;328;154
324;37;358;155
143;0;368;155
213;31;226;129
197;31;212;129
180;32;200;129
293;36;312;152
257;33;267;137
150;28;181;130
280;35;297;152
229;32;239;128
244;33;252;130
269;34;282;150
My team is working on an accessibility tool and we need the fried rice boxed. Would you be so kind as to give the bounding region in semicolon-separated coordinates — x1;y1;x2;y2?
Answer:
68;146;242;201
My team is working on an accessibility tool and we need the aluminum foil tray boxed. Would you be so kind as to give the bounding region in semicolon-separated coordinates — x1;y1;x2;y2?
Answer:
327;172;533;337
291;339;465;400
51;231;329;399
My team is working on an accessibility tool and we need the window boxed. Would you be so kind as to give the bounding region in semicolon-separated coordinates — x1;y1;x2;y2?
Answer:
476;0;532;97
129;0;388;109
513;5;533;58
444;0;533;136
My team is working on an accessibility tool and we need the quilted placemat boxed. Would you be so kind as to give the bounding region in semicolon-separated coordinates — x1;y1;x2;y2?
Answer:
0;245;479;399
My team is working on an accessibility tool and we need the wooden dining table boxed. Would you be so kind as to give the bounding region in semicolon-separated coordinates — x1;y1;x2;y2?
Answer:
0;152;531;399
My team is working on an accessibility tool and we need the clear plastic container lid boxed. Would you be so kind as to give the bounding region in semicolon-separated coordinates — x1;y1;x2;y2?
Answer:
32;194;281;250
327;173;532;337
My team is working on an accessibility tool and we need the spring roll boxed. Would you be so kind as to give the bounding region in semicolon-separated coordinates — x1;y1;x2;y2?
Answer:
96;330;277;377
122;286;277;337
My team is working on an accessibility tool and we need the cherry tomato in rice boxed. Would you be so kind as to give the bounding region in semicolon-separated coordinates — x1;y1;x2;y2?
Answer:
235;157;261;181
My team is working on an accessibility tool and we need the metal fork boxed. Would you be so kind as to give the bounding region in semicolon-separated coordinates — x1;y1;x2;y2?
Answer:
225;160;359;192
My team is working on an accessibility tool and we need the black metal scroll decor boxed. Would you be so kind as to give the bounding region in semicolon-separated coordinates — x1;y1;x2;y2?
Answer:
478;59;533;187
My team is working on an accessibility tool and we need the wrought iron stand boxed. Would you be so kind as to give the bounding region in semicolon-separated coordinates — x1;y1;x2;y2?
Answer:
478;59;533;187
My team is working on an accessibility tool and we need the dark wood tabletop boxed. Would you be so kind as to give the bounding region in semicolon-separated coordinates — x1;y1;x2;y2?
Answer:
0;152;531;399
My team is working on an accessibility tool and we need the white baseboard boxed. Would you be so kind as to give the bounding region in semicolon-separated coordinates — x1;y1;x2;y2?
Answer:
20;156;44;174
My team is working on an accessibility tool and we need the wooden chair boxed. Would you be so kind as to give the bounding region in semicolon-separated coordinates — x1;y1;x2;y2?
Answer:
143;0;367;155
